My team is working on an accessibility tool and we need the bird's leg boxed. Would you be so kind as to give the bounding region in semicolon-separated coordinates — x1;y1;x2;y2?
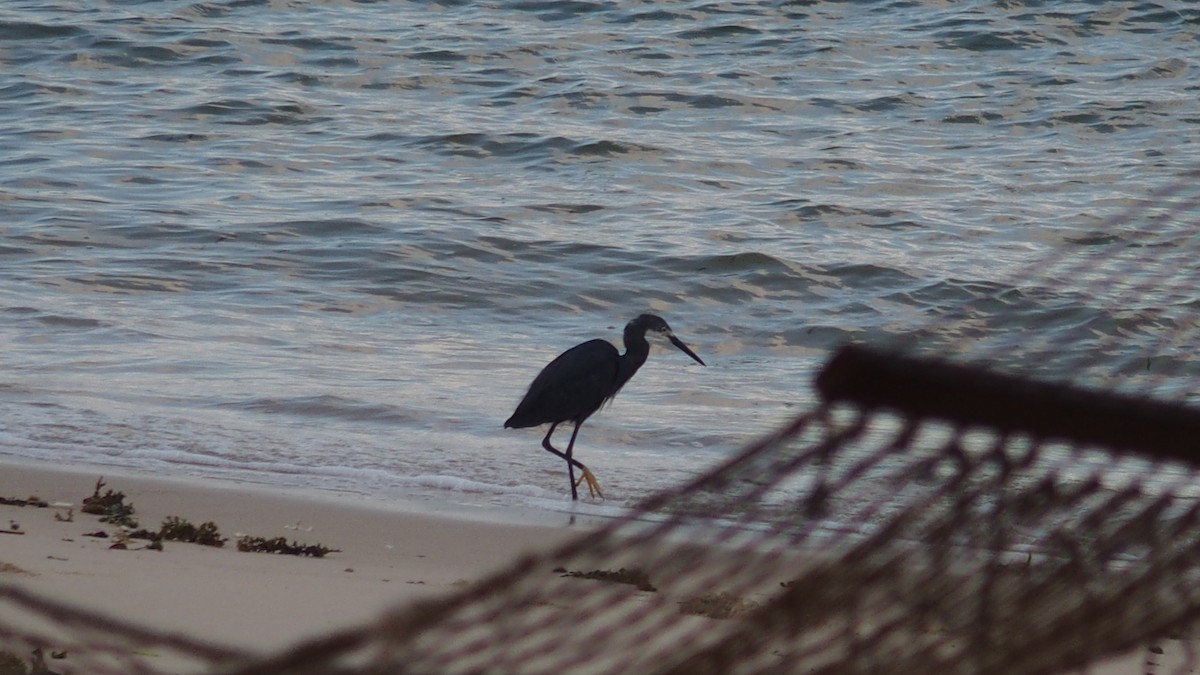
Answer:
540;423;603;500
541;423;578;500
565;422;603;500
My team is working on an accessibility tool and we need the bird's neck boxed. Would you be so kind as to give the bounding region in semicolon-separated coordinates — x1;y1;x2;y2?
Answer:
617;334;650;390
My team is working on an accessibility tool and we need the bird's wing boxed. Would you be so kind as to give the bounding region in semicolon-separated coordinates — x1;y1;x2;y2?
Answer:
507;339;620;427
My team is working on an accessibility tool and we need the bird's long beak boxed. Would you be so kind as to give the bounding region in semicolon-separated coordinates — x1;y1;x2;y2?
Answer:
668;333;706;366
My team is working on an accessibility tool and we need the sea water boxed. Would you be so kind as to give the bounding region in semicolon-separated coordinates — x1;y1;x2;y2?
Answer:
2;1;1198;517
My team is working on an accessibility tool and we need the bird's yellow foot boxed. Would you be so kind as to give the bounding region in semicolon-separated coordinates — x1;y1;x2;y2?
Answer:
575;468;604;499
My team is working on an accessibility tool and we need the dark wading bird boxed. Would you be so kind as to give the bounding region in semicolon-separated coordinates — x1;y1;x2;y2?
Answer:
504;314;706;500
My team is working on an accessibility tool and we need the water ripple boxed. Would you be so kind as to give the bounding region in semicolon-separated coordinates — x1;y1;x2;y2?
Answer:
1;0;1198;506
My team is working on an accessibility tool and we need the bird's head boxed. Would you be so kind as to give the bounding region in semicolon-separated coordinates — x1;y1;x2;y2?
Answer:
628;314;706;366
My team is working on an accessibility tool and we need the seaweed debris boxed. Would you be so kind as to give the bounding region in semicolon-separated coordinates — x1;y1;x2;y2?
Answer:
0;496;48;508
79;478;122;512
677;591;759;619
554;567;657;592
80;478;137;528
0;648;26;675
31;647;65;675
236;536;339;558
160;516;226;547
0;647;67;675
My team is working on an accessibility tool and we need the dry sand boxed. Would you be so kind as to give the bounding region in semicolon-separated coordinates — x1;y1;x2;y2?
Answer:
0;460;586;669
0;460;1190;675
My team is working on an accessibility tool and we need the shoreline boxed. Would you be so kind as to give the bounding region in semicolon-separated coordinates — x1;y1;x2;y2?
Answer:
0;453;630;528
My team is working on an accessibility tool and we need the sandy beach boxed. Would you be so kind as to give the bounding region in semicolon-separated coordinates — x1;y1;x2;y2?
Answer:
0;460;589;672
1;459;1192;675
